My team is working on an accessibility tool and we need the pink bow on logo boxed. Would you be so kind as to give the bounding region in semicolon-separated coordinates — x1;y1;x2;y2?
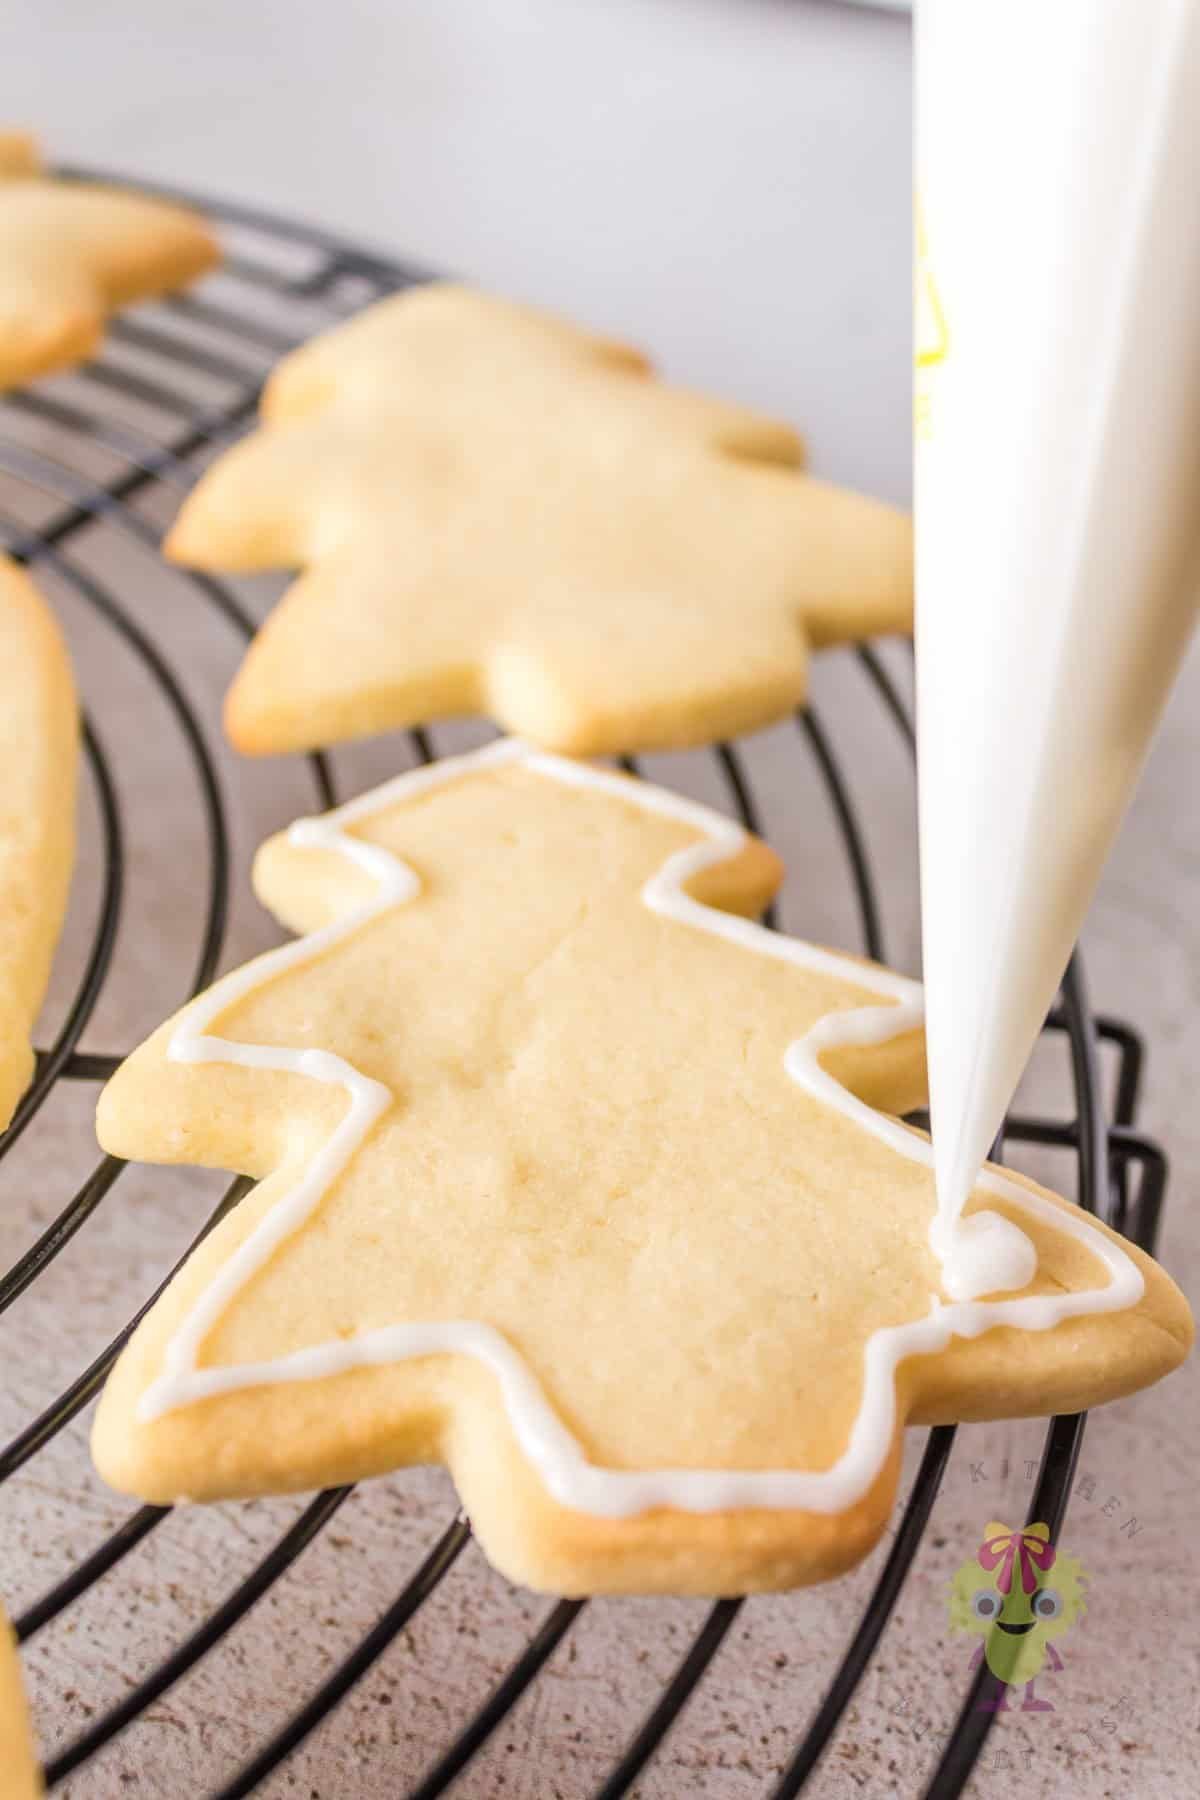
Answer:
977;1521;1057;1595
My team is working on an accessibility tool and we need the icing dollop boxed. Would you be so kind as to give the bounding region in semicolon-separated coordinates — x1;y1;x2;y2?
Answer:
929;1208;1038;1302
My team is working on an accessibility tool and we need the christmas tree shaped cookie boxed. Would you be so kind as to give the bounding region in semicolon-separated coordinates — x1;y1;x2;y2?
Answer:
0;556;77;1131
0;1604;40;1799
164;284;913;758
0;134;218;389
92;744;1190;1595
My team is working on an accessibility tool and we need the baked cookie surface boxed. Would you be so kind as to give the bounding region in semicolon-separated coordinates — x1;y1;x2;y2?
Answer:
92;743;1191;1595
0;556;78;1131
0;136;218;390
0;1608;39;1800
164;284;913;757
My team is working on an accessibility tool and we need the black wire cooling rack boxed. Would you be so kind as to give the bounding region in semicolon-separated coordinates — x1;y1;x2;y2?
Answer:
0;172;1171;1800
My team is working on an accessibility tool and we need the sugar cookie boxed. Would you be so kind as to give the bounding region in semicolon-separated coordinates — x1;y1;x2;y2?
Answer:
92;743;1190;1595
0;1609;39;1800
0;556;77;1130
164;284;913;757
0;135;218;390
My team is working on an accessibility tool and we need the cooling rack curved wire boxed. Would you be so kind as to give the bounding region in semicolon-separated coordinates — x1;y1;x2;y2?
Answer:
0;172;1170;1800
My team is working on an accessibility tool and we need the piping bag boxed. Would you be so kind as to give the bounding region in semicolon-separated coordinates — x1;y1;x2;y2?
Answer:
915;0;1200;1301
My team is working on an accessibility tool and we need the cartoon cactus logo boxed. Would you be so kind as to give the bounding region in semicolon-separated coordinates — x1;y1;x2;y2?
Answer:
948;1522;1088;1712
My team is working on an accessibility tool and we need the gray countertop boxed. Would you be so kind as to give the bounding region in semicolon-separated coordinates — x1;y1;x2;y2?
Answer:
5;2;1196;1795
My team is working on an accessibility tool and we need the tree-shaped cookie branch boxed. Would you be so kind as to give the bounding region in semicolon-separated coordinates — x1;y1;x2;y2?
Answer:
0;134;218;389
0;1604;39;1800
92;745;1190;1596
165;285;914;757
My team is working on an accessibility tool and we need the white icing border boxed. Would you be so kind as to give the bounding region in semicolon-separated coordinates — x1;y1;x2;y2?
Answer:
137;739;1144;1519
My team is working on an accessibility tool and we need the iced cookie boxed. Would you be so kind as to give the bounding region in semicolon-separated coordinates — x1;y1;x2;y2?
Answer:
92;743;1190;1596
0;135;218;389
0;556;77;1131
164;284;913;757
0;1609;39;1800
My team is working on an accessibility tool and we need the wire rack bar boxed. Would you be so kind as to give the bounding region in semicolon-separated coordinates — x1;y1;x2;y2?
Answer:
211;1515;475;1800
1;1179;250;1488
14;1506;168;1645
768;1425;957;1800
406;1598;587;1800
0;171;1170;1800
594;1599;744;1800
43;1487;355;1784
796;706;886;962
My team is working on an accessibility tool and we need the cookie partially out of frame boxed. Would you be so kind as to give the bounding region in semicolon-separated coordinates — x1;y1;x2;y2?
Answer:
92;743;1190;1597
0;556;77;1131
0;1606;40;1800
0;134;218;390
164;283;913;758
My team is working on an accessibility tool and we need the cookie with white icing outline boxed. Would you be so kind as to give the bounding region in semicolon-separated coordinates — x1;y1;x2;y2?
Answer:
163;283;913;757
92;743;1191;1595
0;134;218;390
0;555;77;1131
0;1605;40;1799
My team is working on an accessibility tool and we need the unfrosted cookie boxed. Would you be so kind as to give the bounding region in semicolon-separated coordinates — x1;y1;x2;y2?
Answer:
164;284;913;757
0;1608;39;1800
0;135;218;390
0;134;39;179
0;556;78;1130
92;743;1191;1596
